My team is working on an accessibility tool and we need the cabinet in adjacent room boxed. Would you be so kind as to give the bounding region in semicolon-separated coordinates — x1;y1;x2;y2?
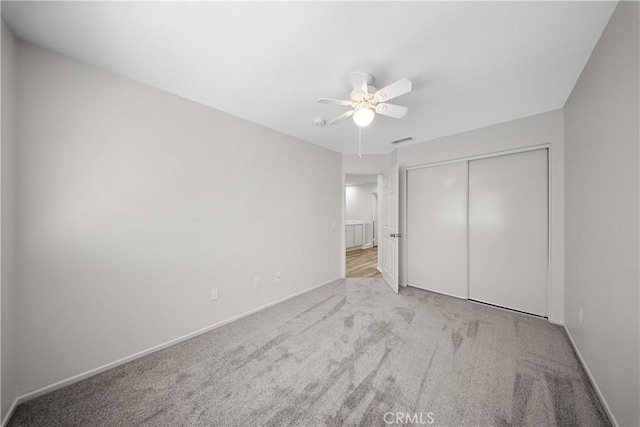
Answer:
346;223;365;249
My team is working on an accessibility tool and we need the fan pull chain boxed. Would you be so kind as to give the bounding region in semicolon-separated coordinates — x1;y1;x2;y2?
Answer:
358;126;362;158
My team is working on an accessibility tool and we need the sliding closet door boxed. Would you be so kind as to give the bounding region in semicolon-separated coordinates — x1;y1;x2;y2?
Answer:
469;149;548;316
407;162;468;299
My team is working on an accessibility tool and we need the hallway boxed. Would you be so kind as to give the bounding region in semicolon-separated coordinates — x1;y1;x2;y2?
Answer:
346;247;381;278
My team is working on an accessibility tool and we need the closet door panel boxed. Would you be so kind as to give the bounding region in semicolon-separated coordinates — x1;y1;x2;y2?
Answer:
468;149;548;316
407;162;468;299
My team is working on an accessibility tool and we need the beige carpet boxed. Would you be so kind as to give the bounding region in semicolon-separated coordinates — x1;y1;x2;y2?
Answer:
9;278;610;426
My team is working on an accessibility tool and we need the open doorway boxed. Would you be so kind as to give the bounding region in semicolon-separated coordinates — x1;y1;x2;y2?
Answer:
345;174;381;277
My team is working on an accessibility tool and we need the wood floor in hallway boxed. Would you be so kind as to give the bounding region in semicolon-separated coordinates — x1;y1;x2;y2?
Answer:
346;246;381;278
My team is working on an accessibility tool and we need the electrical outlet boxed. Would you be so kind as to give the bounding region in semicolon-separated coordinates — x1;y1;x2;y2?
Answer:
578;307;583;326
275;272;282;282
254;277;261;289
331;220;337;229
210;288;219;301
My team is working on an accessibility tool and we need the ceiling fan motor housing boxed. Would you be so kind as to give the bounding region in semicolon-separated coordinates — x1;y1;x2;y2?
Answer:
350;86;378;102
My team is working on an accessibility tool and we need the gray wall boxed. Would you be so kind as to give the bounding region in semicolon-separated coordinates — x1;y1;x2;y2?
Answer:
342;154;389;175
346;182;377;247
564;2;639;426
14;42;342;396
1;18;17;423
346;183;377;222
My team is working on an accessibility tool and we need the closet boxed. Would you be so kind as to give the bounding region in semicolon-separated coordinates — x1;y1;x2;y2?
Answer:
407;149;548;317
407;162;468;299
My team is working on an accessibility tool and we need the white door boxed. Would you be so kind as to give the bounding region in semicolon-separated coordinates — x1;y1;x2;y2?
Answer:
377;176;383;272
469;149;548;316
381;166;399;293
407;162;468;299
371;193;378;247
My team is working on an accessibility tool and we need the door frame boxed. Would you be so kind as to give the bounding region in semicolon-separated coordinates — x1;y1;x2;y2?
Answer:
341;173;382;279
371;192;378;247
404;144;552;318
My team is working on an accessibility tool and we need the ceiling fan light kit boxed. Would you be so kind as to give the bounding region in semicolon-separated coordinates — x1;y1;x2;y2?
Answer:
317;71;412;128
353;108;375;127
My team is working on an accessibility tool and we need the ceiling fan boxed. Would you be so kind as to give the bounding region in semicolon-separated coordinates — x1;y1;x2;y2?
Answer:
318;72;412;127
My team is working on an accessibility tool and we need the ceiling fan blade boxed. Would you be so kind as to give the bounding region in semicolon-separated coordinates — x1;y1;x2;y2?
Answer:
317;98;352;106
328;109;355;125
350;72;369;96
374;78;412;102
375;103;408;119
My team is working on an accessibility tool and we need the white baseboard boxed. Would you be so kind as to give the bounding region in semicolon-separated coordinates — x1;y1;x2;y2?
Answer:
1;397;19;427
346;243;374;252
407;283;467;301
6;276;342;422
346;247;366;252
548;317;564;326
563;325;618;427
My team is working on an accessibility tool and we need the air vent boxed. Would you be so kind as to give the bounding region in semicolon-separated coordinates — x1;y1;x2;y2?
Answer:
390;136;413;145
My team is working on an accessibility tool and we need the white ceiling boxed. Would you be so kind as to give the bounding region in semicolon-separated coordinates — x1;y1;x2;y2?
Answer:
2;1;616;154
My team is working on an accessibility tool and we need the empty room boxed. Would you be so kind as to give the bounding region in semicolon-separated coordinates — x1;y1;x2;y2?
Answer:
1;1;638;426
